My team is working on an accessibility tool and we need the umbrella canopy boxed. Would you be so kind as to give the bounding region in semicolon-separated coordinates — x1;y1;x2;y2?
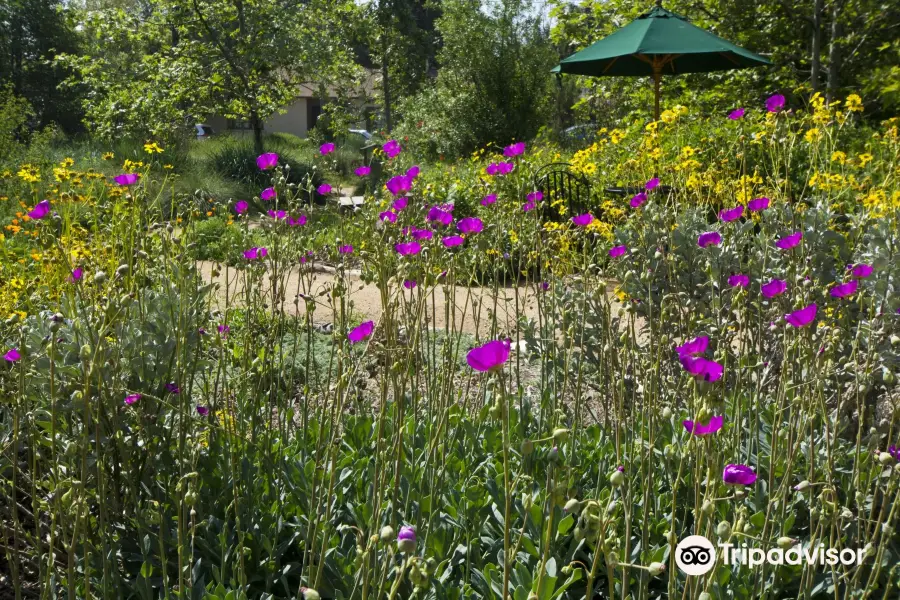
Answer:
553;3;770;119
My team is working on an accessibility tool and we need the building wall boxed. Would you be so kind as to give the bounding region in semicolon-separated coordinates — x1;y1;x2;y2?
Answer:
204;98;311;138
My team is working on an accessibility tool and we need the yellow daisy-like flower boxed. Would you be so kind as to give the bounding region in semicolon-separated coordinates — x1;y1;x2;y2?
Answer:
858;153;873;167
645;121;659;132
845;94;863;112
831;151;846;164
804;128;821;143
660;109;678;124
143;142;164;154
102;152;114;160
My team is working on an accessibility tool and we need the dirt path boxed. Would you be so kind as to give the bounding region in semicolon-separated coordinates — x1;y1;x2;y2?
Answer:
197;261;545;335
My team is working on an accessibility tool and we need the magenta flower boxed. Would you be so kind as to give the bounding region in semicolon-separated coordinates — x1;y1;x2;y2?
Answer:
164;382;181;394
256;153;278;170
851;264;873;278
406;165;420;179
675;336;709;358
28;200;51;220
761;279;787;298
503;142;526;157
442;235;464;248
410;228;433;241
486;162;514;176
719;205;744;222
114;173;140;186
386;174;412;196
392;197;408;211
319;142;335;155
196;405;209;416
645;177;660;190
776;231;802;250
830;280;858;298
609;245;627;258
679;355;724;382
124;393;141;406
69;268;83;283
723;464;758;485
572;213;594;227
683;415;724;436
427;206;453;226
403;279;417;289
338;245;353;255
4;348;20;362
383;140;402;158
728;274;750;287
348;320;374;344
289;215;307;227
218;324;230;337
267;209;286;220
235;200;249;214
395;241;422;256
784;303;817;327
467;339;511;372
458;217;484;234
526;191;543;203
481;194;497;206
355;165;371;177
765;94;786;113
728;108;745;120
522;201;537;213
698;232;722;248
317;183;332;195
380;211;397;223
748;197;770;212
261;187;276;201
243;247;268;260
630;192;647;208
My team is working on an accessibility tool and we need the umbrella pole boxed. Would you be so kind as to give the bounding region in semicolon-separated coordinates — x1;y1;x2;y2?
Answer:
653;71;661;122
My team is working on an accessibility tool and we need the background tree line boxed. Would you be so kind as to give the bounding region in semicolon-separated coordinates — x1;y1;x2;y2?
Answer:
1;0;899;160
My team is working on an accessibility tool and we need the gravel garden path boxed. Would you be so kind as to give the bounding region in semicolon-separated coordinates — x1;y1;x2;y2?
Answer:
197;260;547;334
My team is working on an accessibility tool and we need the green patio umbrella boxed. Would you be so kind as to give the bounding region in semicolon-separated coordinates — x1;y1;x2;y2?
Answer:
552;1;771;121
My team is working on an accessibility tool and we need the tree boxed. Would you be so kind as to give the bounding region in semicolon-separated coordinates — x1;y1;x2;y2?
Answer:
0;0;83;133
59;0;362;152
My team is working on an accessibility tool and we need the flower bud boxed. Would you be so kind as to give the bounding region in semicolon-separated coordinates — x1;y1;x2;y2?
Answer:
701;500;715;515
300;588;320;600
610;469;625;487
647;562;665;577
397;525;416;553
79;344;91;361
794;480;810;492
548;446;559;462
520;439;534;455
777;537;796;550
716;521;732;539
699;593;711;600
93;271;107;284
661;407;672;419
878;452;895;465
564;499;581;514
379;526;395;543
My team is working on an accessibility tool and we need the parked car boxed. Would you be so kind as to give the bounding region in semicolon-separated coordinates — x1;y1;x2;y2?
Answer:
195;124;215;140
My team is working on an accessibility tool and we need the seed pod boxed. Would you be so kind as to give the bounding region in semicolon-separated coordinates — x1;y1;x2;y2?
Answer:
701;500;715;516
878;452;895;465
661;407;672;419
379;526;395;542
564;499;581;514
552;428;570;444
647;562;665;577
520;439;534;456
794;480;810;492
610;470;625;487
777;537;795;549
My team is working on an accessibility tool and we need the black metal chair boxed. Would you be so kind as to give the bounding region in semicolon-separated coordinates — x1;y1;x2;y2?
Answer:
533;162;592;221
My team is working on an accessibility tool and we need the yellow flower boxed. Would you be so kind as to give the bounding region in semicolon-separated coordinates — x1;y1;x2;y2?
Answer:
660;109;677;124
9;277;24;290
60;157;75;168
831;151;846;164
609;129;626;144
680;146;696;159
102;152;114;160
16;165;40;183
804;128;821;143
30;252;41;261
858;153;873;167
845;94;863;112
143;142;164;154
163;164;174;170
645;121;659;132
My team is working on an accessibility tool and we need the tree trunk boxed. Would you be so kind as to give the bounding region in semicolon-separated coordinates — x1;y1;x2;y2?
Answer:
382;35;393;133
826;0;844;103
811;0;823;92
251;110;264;155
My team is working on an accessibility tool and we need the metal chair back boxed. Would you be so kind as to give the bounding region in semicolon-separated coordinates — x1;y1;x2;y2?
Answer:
533;162;592;220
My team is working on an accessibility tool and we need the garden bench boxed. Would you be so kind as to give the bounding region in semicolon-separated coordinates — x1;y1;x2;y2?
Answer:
534;162;592;220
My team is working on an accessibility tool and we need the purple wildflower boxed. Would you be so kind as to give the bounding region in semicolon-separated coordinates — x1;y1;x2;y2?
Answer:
503;142;526;157
609;245;627;258
69;268;83;283
765;94;786;113
728;108;745;120
395;241;422;256
467;339;511;372
776;231;802;250
235;200;249;214
4;348;20;362
457;217;484;234
719;205;744;222
28;200;51;220
256;153;278;170
645;177;660;190
383;140;402;158
630;192;647;208
761;279;788;298
124;393;141;406
572;213;594;227
723;464;758;485
728;274;750;287
851;264;873;278
698;232;722;248
319;142;335;155
348;321;374;344
830;280;858;298
355;165;371;177
481;194;497;206
261;187;276;201
748;197;770;212
784;304;817;328
683;415;724;436
114;173;140;186
317;183;332;195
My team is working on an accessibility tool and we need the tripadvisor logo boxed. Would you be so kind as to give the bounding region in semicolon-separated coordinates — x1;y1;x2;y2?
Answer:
675;535;866;575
